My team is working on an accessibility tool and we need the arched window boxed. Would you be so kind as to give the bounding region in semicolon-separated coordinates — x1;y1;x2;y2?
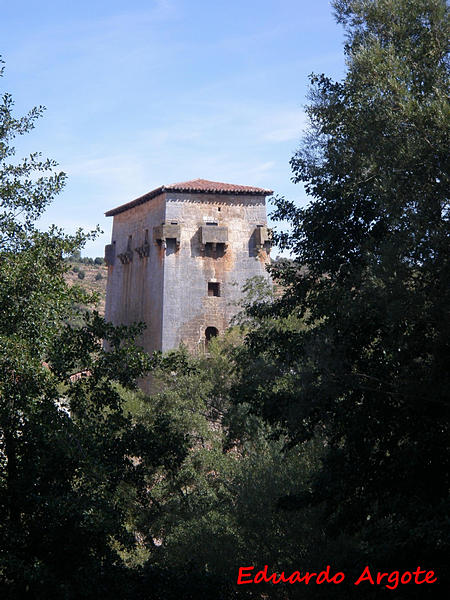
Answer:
205;326;218;348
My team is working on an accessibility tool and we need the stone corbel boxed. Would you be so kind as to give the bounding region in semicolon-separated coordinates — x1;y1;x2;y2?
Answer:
135;242;150;258
200;225;228;249
118;236;134;264
118;249;133;264
153;222;181;251
135;230;150;258
254;225;272;253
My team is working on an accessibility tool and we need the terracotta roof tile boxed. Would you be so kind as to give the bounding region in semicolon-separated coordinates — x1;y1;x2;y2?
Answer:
165;178;273;194
105;179;273;217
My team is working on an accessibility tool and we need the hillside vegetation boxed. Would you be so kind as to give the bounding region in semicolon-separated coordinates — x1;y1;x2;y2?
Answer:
64;255;108;315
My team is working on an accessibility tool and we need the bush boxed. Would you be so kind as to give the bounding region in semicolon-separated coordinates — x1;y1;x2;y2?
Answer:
69;250;81;261
95;272;103;281
77;270;85;280
94;257;104;265
72;265;79;273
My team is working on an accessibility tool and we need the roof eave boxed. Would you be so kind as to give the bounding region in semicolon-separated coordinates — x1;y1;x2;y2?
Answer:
105;186;165;217
105;186;273;217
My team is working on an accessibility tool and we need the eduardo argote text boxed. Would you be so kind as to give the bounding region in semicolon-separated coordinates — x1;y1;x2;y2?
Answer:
237;565;437;590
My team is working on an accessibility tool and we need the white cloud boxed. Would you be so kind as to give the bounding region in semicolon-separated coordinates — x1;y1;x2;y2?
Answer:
260;109;307;142
62;155;149;193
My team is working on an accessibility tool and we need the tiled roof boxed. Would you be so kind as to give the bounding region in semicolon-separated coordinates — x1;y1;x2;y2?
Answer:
165;178;273;194
105;179;273;217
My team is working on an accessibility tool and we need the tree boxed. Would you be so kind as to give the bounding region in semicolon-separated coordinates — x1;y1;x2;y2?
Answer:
239;1;449;596
0;59;187;599
122;335;324;600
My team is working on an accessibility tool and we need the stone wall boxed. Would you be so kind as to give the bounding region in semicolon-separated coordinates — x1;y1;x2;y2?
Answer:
162;191;270;352
104;193;166;354
105;190;271;356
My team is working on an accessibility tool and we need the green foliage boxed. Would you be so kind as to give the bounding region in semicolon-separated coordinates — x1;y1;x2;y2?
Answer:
239;0;449;595
95;271;103;281
66;252;101;266
1;1;448;596
119;333;324;598
0;59;187;599
77;269;85;279
68;250;81;261
230;275;274;327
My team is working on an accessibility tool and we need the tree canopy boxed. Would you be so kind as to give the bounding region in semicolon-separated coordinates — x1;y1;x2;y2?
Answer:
1;1;448;597
0;58;188;599
238;0;449;595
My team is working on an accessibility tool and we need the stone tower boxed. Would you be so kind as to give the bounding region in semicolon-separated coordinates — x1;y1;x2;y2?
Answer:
104;178;272;355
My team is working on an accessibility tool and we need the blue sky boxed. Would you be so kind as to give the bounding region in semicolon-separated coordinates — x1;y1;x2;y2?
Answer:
2;0;346;257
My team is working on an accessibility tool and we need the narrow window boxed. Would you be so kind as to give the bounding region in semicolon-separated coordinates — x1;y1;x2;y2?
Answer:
208;282;220;297
206;221;218;226
218;207;221;212
205;326;218;347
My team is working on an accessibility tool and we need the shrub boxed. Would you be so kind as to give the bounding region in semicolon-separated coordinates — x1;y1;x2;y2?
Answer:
95;272;103;281
77;270;85;280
